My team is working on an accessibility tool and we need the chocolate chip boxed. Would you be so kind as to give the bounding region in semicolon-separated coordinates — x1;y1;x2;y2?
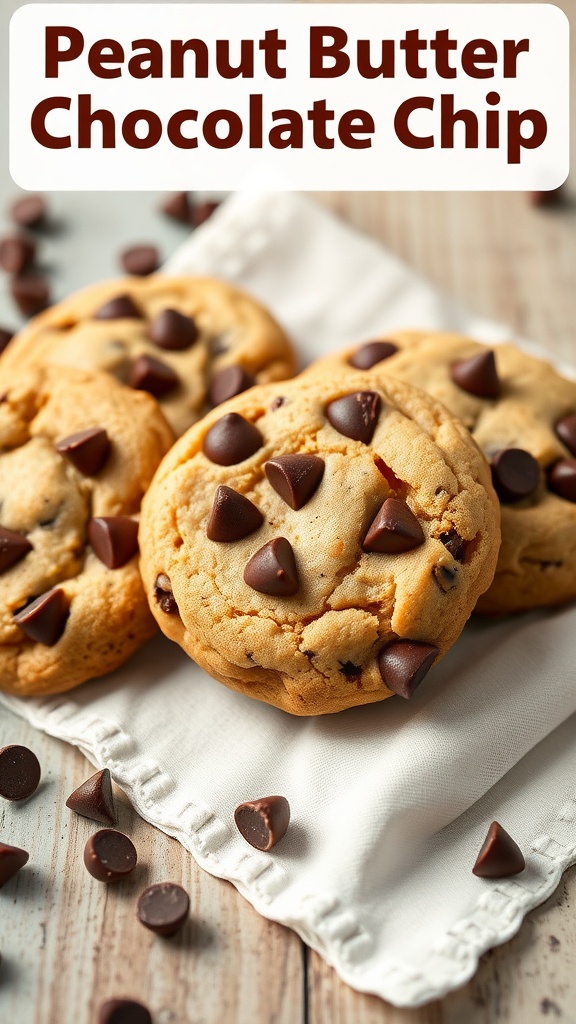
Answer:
234;795;290;851
149;308;198;351
89;517;139;569
0;842;29;887
472;821;525;878
55;427;110;476
13;588;69;646
362;497;424;553
326;392;381;444
377;640;438;699
98;1000;152;1024
161;190;191;224
137;882;190;936
439;530;468;562
10;275;50;317
433;564;458;592
207;485;263;542
84;829;137;882
203;413;263;465
209;334;228;356
244;538;299;596
491;448;540;502
548;459;576;503
120;245;159;276
0;234;36;275
128;355;179;397
191;200;220;227
0;326;14;355
93;295;142;320
265;454;325;510
339;661;362;681
0;745;41;801
555;416;576;457
66;768;117;826
9;195;46;228
0;525;32;575
349;340;398;369
450;350;500;399
270;396;285;411
209;366;255;406
154;573;178;614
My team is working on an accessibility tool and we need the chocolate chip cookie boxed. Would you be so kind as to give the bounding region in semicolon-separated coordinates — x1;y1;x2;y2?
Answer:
139;371;500;715
1;275;295;437
0;365;173;696
314;331;576;615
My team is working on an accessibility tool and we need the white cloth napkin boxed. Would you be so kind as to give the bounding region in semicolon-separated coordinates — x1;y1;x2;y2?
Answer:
2;191;576;1009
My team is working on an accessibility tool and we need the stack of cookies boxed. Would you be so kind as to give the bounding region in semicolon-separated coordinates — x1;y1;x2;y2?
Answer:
2;275;575;715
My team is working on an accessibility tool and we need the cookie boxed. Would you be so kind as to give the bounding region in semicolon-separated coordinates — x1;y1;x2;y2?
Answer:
314;331;576;615
0;365;174;696
139;371;500;715
1;275;295;437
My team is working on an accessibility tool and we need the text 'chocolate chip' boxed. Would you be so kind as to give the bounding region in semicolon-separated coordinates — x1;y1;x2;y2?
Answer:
326;392;381;444
203;412;263;466
244;537;299;596
209;366;255;406
234;795;290;851
207;485;263;542
84;829;137;882
137;882;190;936
265;454;325;510
491;448;540;502
0;525;32;575
13;588;69;646
150;308;198;351
472;821;525;878
66;768;117;826
89;517;139;569
450;350;500;399
56;427;110;476
378;640;438;699
0;745;41;801
363;497;424;554
349;340;398;369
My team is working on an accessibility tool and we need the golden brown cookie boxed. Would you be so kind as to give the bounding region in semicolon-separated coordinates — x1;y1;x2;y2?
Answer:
0;365;174;696
139;371;500;715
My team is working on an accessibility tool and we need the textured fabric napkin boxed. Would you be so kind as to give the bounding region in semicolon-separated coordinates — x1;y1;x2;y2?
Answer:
2;191;576;1008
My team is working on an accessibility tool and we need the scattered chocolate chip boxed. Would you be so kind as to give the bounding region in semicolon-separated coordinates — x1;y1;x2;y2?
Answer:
244;537;299;596
326;392;381;444
555;415;576;457
472;821;525;878
339;661;362;681
13;588;69;646
10;275;50;317
433;564;458;592
154;573;178;614
439;530;468;562
0;745;41;800
209;366;255;406
191;200;220;227
84;829;137;882
548;459;576;503
491;448;540;502
450;350;500;399
270;396;285;411
377;640;438;699
234;795;290;851
0;326;14;354
362;497;424;553
88;517;139;569
137;882;190;936
149;308;198;351
128;355;179;397
0;842;29;887
349;340;398;369
209;334;228;356
98;1000;152;1024
161;190;191;224
120;245;159;277
207;485;263;542
66;768;117;826
9;195;46;228
203;413;263;466
0;525;33;574
94;295;142;321
0;234;36;275
55;427;110;476
265;454;325;510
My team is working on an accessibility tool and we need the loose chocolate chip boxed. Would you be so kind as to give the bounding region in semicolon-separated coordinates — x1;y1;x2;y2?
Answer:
555;416;576;457
10;275;50;317
9;195;46;228
128;355;179;397
209;366;255;406
548;459;576;503
433;564;458;592
362;497;424;554
120;245;159;277
377;640;438;699
203;412;263;466
55;427;110;476
244;537;299;596
154;573;178;614
0;326;14;354
149;308;198;351
439;530;468;562
191;200;220;227
98;1000;152;1024
0;745;41;801
89;516;139;569
450;350;500;399
137;882;190;936
234;795;290;851
207;485;263;542
13;588;69;646
161;190;191;224
0;525;33;575
491;448;540;502
265;454;325;510
0;842;29;887
349;340;398;369
94;295;142;320
66;768;117;826
472;821;525;878
84;829;137;882
0;234;36;275
326;392;381;444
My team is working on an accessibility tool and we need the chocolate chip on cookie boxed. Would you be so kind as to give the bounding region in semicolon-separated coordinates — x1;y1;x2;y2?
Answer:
349;340;398;369
149;309;198;351
377;640;439;699
555;415;576;457
94;294;142;320
244;538;299;596
209;366;255;406
362;497;424;553
548;459;576;502
0;526;32;574
128;354;180;397
55;427;110;476
264;455;325;510
450;350;500;399
203;413;263;465
491;448;540;503
154;573;179;614
88;517;139;569
14;588;69;646
207;486;263;541
326;391;381;443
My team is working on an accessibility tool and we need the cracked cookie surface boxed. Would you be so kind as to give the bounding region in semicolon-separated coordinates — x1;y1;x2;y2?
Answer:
139;371;500;715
